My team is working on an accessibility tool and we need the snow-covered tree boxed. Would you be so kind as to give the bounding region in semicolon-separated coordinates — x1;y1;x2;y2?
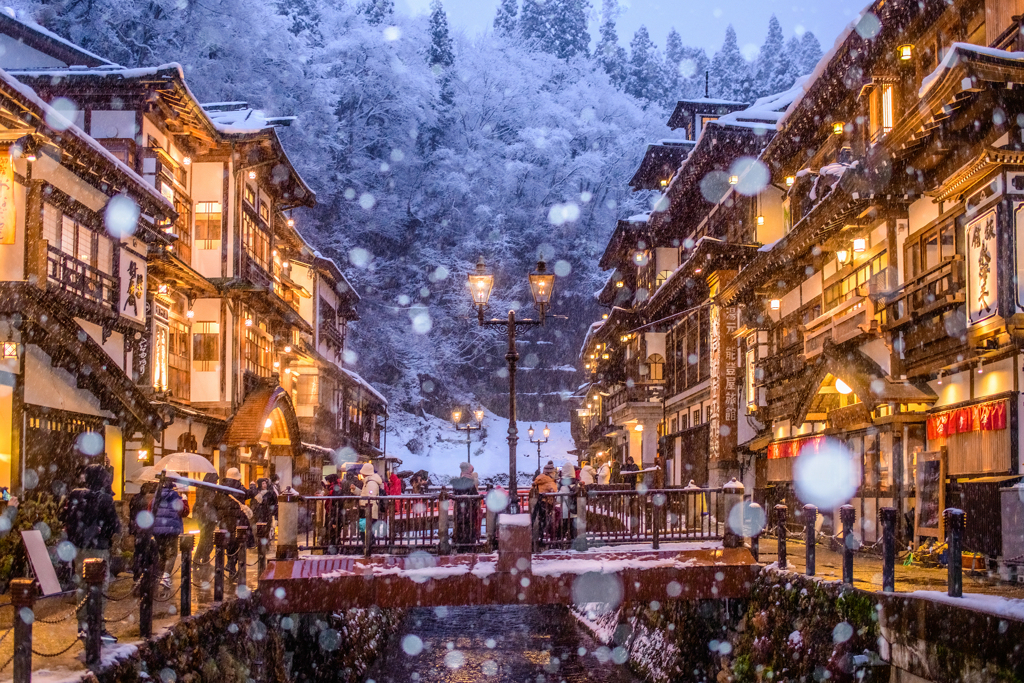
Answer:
548;0;589;59
428;0;455;68
798;31;823;75
595;0;627;87
493;0;518;37
625;26;661;104
754;16;794;98
709;25;749;101
362;0;394;24
519;0;552;51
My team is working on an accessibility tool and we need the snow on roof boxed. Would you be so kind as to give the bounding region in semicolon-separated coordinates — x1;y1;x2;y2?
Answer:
341;366;388;408
918;42;1024;98
626;213;650;223
656;139;695;146
201;101;296;134
0;67;172;214
758;237;782;252
0;7;118;67
677;97;746;105
309;247;360;302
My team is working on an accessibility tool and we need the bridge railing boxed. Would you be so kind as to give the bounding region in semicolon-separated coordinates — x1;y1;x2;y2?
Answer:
532;487;725;549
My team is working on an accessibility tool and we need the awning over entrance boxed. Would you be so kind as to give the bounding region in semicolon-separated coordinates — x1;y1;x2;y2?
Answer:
223;385;302;459
0;283;166;436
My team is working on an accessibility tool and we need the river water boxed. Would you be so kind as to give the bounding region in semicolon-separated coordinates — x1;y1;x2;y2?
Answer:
362;605;643;682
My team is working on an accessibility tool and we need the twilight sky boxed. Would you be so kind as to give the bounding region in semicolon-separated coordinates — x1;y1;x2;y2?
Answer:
398;0;870;56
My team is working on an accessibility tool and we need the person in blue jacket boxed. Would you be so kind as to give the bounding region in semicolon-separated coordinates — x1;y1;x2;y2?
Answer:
151;474;189;589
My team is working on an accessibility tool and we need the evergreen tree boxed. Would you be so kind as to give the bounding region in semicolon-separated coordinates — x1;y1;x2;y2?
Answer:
709;25;749;101
753;16;795;97
427;0;454;68
681;47;711;98
660;28;683;105
363;0;394;24
595;0;627;87
665;28;684;67
625;25;661;103
493;0;518;37
520;0;550;49
798;31;823;75
278;0;321;40
549;0;589;59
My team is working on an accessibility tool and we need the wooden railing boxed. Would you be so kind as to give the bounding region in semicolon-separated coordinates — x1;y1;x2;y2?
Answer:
46;245;119;313
242;251;273;289
883;257;965;332
803;294;877;359
606;383;662;412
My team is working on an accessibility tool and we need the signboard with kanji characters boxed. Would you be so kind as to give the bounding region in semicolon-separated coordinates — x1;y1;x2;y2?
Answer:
966;208;998;326
709;302;739;464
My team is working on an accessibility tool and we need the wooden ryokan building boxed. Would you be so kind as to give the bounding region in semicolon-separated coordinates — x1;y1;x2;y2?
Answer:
576;0;1024;568
0;11;388;500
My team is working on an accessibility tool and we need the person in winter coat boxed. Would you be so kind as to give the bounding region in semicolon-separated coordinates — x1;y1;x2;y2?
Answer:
451;462;479;546
359;462;383;529
386;471;403;496
192;473;220;579
531;461;558;543
253;477;278;527
579;462;597;485
621;459;640;488
321;474;344;547
59;463;121;639
597;461;611;485
410;470;430;494
216;467;249;575
151;474;189;589
558;462;578;540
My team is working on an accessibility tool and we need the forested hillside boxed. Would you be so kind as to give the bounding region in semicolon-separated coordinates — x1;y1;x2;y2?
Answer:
11;0;821;423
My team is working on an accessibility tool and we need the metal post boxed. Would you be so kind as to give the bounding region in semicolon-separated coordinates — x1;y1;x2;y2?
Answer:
234;527;248;586
651;492;660;550
10;578;35;683
574;486;588;551
774;504;787;568
438;487;451;555
139;534;157;638
179;534;193;617
214;529;228;602
529;486;540;552
747;502;762;562
945;508;965;598
723;478;744;549
83;558;105;665
803;504;817;577
256;522;268;578
840;504;856;586
506;310;520;513
276;492;299;560
880;506;896;593
363;507;372;558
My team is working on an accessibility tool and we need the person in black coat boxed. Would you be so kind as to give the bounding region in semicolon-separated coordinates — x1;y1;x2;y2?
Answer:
192;472;220;579
59;463;121;639
215;467;250;575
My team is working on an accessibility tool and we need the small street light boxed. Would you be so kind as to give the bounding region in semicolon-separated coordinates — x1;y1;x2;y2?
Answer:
466;255;556;512
452;407;484;464
528;424;551;476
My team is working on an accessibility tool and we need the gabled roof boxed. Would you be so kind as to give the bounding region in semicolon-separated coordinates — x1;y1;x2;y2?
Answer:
201;102;297;134
667;98;748;130
599;218;649;270
0;10;116;68
628;140;695;191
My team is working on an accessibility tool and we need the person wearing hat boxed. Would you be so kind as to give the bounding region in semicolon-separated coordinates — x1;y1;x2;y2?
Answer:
358;463;383;549
322;473;344;547
532;461;558;545
558;462;578;540
451;463;479;547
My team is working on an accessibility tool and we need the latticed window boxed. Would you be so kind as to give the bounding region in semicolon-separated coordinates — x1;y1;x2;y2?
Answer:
195;202;222;249
243;212;271;272
168;317;190;400
244;315;272;378
192;321;219;371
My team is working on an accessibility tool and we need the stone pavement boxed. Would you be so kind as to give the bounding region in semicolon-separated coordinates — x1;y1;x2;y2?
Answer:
0;546;263;681
757;535;1024;599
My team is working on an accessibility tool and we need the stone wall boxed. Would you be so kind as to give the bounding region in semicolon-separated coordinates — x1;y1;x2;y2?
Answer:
79;598;402;683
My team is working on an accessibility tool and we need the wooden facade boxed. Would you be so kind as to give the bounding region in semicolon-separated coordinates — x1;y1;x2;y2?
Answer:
577;0;1024;565
0;13;388;497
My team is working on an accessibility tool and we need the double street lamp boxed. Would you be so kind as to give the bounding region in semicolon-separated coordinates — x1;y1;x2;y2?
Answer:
452;408;484;464
528;424;550;476
467;256;555;513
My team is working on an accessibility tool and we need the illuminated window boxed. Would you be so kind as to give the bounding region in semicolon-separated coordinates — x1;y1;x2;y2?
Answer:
243;213;271;272
296;373;319;405
880;84;893;134
259;200;270;223
192;321;219;372
153;324;169;391
244;185;256;206
168;318;190;400
195;201;222;249
647;354;665;381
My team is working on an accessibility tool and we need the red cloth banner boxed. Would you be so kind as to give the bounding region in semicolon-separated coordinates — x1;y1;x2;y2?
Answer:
927;399;1007;439
767;434;825;459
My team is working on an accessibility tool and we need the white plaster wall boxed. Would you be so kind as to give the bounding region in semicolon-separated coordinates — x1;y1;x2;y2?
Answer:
977;357;1014;398
190;297;222;403
928;370;970;407
90;111;137;139
75;318;125;371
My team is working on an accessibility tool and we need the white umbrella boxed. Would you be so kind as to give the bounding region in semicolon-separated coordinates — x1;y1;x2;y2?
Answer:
132;466;161;482
152;452;216;475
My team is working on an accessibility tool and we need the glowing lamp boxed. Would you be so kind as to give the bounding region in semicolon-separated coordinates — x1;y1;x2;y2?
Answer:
25;151;36;162
183;156;192;166
756;215;765;226
452;409;462;424
467;256;494;306
543;425;550;438
634;424;643;432
898;44;914;61
660;179;668;187
265;418;273;429
284;345;292;353
835;378;853;395
528;260;555;307
853;238;866;253
245;317;254;327
694;268;702;274
474;409;484;423
836;249;849;264
833;122;845;135
158;284;168;294
602;353;609;359
615;281;624;288
602;313;608;319
728;175;739;185
248;170;257;180
785;176;795;187
528;425;535;438
137;449;148;462
287;218;295;227
186;309;195;319
769;299;781;311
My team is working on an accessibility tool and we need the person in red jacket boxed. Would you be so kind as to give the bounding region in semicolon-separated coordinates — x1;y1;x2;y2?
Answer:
386;471;403;496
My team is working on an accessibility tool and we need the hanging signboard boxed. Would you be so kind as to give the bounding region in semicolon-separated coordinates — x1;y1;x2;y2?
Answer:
119;240;147;324
914;448;946;545
966;209;998;326
0;155;14;245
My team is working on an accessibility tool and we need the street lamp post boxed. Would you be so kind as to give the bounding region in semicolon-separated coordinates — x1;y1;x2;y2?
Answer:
528;424;550;476
452;408;484;464
467;256;555;513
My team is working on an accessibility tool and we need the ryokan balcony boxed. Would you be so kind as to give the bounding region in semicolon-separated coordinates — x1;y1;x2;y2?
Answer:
45;245;119;317
882;256;965;332
802;294;879;360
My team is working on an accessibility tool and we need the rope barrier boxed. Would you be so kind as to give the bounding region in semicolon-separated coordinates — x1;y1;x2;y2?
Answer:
104;576;144;601
103;603;140;624
32;638;81;658
153;582;183;603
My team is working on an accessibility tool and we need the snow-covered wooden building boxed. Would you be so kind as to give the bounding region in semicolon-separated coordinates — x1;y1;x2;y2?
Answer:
0;11;388;496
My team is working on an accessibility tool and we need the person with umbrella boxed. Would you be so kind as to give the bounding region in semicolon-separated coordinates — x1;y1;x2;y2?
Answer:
151;472;189;589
